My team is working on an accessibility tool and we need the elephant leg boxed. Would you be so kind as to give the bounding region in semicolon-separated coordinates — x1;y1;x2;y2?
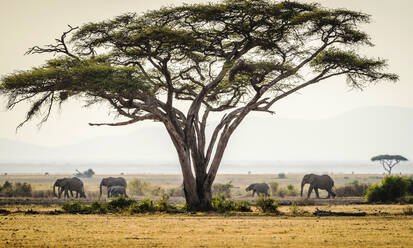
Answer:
57;187;62;198
69;190;74;197
63;189;68;198
328;189;336;198
327;191;331;199
314;188;320;198
252;190;255;197
307;185;314;198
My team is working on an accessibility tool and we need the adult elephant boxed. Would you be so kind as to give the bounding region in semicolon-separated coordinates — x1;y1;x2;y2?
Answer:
300;174;336;199
100;177;127;197
53;178;72;198
245;183;270;197
53;177;86;198
108;186;128;198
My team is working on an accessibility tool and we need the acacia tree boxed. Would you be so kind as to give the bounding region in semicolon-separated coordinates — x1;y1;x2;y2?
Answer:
371;155;408;174
0;0;397;210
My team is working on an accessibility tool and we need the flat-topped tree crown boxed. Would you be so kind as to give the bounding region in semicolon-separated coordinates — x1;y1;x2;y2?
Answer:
371;155;408;174
1;0;398;210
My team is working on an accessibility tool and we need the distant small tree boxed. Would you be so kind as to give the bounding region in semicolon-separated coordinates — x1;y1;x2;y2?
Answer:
371;155;408;175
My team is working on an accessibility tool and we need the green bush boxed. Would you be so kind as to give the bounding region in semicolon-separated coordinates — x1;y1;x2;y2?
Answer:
336;183;370;197
286;184;298;196
211;194;235;213
234;201;252;212
128;179;166;197
0;181;32;197
129;198;156;213
212;181;233;198
269;182;279;196
62;202;89;214
256;197;279;213
107;196;137;211
365;176;410;202
210;194;251;213
90;201;107;214
128;179;150;196
406;177;413;195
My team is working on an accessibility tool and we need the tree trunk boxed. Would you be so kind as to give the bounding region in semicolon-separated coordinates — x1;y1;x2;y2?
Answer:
183;158;213;211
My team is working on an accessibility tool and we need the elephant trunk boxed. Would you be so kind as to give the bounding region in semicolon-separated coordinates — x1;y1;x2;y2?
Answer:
100;181;104;197
300;180;305;197
53;182;58;197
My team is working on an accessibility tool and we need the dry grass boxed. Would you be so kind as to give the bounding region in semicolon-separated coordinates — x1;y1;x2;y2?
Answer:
0;209;412;247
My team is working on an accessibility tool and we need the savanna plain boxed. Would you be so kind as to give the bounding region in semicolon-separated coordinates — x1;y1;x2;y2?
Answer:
0;173;412;247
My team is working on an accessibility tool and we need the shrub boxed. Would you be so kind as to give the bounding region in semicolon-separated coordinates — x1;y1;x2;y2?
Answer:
365;176;410;202
406;177;413;195
128;179;150;196
234;201;252;212
90;201;107;214
212;181;233;198
211;194;235;213
62;202;86;214
269;182;279;196
107;196;137;211
256;197;279;213
289;204;305;216
129;198;156;213
167;186;185;197
0;181;32;197
335;183;370;197
286;184;298;196
13;182;32;197
156;195;176;212
128;179;166;197
277;188;287;198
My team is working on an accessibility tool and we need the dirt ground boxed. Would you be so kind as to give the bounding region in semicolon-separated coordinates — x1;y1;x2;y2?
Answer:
0;205;412;248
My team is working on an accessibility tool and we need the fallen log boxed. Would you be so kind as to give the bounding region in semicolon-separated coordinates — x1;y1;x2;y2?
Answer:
313;209;366;216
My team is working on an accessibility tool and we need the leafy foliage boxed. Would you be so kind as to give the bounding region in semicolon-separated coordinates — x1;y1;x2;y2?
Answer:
256;197;279;213
0;0;398;209
211;194;252;213
212;181;233;198
365;176;410;202
335;182;370;197
371;155;408;174
0;181;32;197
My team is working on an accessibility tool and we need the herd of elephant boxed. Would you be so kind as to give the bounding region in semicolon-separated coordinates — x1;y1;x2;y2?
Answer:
53;174;336;199
245;174;336;198
53;177;128;199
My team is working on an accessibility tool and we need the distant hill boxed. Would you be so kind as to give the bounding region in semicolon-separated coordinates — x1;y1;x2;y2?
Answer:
0;106;412;171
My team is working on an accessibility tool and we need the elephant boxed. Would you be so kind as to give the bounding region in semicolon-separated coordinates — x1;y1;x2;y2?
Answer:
108;185;128;198
300;174;336;199
53;177;86;198
53;178;72;198
100;177;127;197
245;183;270;197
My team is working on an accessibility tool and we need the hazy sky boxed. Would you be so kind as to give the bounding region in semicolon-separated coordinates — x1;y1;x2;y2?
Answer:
0;0;412;148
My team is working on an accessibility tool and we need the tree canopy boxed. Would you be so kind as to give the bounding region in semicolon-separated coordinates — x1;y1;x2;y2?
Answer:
0;0;398;209
371;155;408;174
